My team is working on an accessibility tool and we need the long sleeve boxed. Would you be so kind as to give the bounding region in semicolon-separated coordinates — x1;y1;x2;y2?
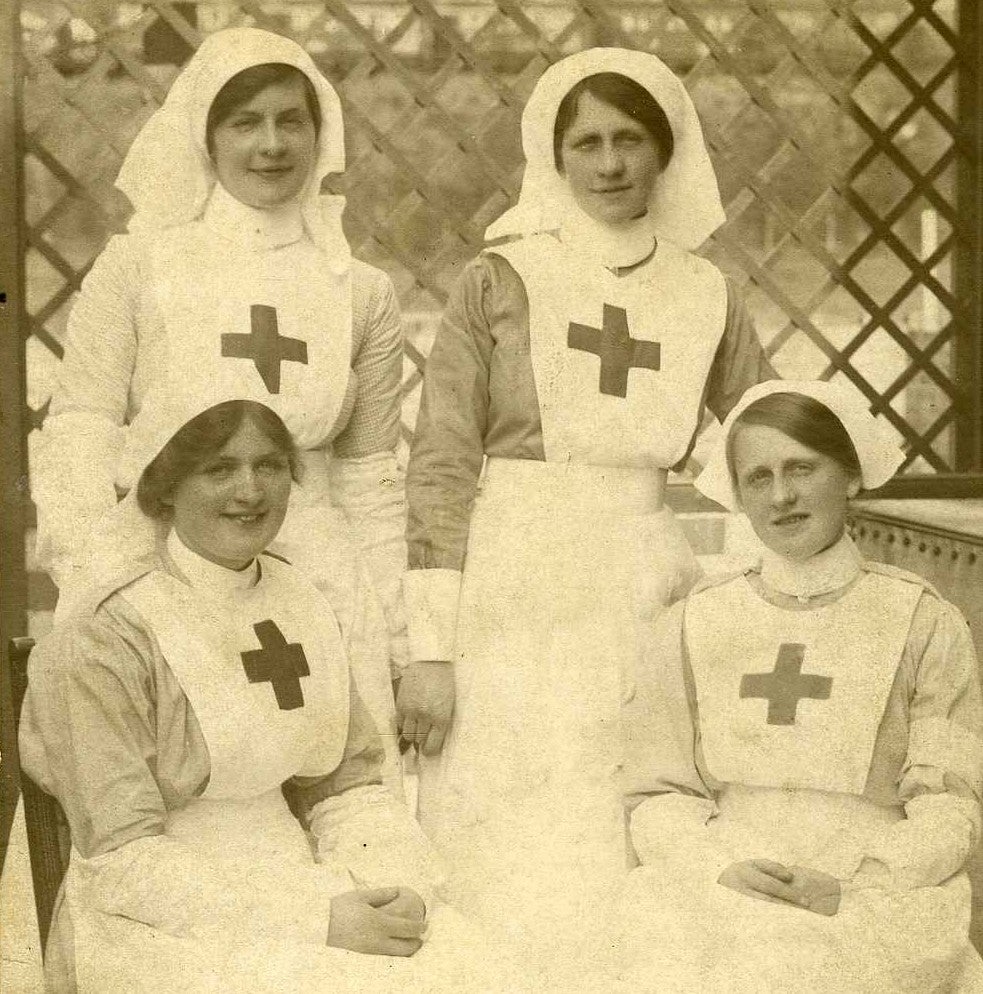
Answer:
33;237;140;586
845;595;983;891
625;601;732;883
403;259;494;661
19;607;337;945
703;279;777;422
331;267;408;669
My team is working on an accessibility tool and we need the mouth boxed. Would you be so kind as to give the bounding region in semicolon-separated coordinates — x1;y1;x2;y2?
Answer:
222;511;269;527
251;166;293;179
593;185;631;195
772;512;809;528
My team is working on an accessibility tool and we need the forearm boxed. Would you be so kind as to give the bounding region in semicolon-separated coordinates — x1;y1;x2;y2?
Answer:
307;784;445;908
843;792;981;890
33;412;124;583
330;452;407;665
73;832;341;944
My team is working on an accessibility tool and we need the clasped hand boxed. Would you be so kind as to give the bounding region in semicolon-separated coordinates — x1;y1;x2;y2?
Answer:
718;859;841;916
328;886;427;956
395;660;455;756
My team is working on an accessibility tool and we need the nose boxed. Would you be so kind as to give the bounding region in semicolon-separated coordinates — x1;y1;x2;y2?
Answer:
770;473;796;507
232;467;264;504
259;120;286;157
597;141;624;177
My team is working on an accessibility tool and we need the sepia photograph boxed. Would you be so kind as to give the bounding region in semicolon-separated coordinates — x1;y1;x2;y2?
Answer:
1;1;983;991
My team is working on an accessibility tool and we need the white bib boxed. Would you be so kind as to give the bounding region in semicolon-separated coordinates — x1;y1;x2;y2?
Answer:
685;572;923;795
492;235;727;467
124;223;354;477
122;556;350;799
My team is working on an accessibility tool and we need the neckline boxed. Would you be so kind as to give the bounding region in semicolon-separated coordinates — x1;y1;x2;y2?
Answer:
758;532;864;604
166;528;259;596
202;181;305;251
558;205;658;271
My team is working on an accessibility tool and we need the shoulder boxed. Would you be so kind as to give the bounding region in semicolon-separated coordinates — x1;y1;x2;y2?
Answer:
351;257;394;295
30;574;163;686
80;233;148;290
861;559;942;599
687;567;753;601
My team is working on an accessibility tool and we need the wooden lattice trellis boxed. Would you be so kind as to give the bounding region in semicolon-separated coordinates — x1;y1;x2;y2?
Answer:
7;0;983;617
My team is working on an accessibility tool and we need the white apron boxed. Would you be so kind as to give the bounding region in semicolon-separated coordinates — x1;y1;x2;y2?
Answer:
417;236;727;975
617;574;983;993
61;222;401;789
62;562;510;994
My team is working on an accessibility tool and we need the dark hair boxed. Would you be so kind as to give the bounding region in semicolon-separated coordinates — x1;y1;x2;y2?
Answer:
553;72;674;172
206;63;321;155
137;401;299;519
726;392;862;490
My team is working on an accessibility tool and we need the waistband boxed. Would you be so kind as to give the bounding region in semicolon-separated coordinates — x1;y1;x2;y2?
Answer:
480;457;667;514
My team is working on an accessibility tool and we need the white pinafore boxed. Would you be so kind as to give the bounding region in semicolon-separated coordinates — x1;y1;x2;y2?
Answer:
63;553;353;993
66;213;400;789
620;571;982;994
417;234;728;970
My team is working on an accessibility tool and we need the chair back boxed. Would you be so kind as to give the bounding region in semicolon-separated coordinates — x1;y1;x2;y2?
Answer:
3;636;71;955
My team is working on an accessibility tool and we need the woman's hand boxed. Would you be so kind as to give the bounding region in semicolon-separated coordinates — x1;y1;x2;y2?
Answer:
718;860;840;916
327;887;426;956
395;661;455;755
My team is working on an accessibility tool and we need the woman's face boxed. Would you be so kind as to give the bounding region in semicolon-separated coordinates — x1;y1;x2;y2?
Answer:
731;423;861;561
210;76;317;209
169;416;292;569
558;90;662;226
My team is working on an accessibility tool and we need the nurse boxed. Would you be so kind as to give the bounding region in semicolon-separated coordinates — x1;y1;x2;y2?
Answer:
399;47;775;968
32;28;404;783
20;384;513;994
621;380;983;992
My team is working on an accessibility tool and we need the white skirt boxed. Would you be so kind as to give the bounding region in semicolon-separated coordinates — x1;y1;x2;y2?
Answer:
417;458;698;973
614;785;983;994
61;790;514;994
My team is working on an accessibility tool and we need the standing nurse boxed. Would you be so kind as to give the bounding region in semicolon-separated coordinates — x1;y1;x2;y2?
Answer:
33;29;405;781
399;47;775;968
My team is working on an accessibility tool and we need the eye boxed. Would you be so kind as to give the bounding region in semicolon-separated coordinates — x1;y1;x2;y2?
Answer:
790;462;815;477
202;462;234;480
744;470;770;488
616;133;643;149
572;136;600;152
256;456;289;475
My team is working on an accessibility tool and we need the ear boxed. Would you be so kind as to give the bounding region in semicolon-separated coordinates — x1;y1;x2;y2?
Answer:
846;475;861;500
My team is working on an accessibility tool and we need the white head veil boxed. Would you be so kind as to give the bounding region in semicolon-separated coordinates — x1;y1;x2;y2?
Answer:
116;27;349;263
696;380;905;511
486;48;725;251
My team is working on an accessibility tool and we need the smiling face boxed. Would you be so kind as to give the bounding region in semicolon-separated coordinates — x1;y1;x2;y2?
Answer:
731;423;861;561
168;416;292;569
558;90;662;226
209;76;317;209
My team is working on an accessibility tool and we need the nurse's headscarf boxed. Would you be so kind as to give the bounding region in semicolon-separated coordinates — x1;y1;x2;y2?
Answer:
116;27;349;266
486;47;725;251
696;380;905;511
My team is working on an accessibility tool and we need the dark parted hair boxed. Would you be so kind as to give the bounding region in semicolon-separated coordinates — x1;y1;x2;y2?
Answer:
137;400;299;519
206;63;321;155
553;72;675;171
725;392;863;491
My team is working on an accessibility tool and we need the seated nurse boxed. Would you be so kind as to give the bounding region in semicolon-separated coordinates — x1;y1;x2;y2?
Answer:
619;380;983;993
18;381;510;994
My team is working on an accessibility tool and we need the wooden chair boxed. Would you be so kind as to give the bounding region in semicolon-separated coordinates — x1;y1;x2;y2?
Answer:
2;636;71;956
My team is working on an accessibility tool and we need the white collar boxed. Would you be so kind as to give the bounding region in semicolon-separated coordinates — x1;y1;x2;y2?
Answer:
759;532;863;601
559;203;657;271
167;528;259;596
202;181;304;251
